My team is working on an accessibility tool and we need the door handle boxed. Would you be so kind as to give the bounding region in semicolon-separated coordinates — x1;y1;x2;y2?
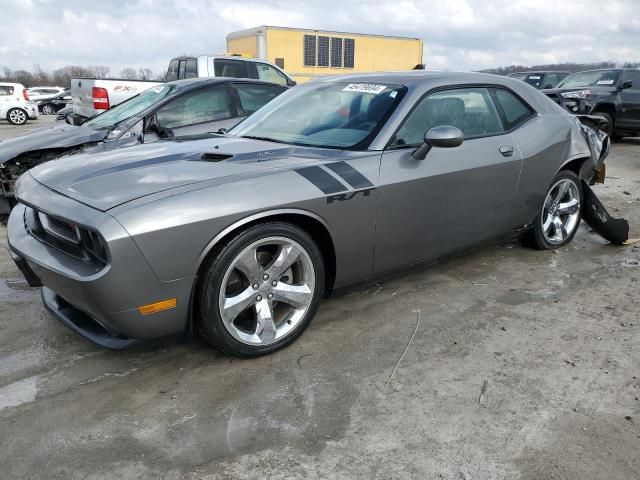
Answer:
499;146;515;157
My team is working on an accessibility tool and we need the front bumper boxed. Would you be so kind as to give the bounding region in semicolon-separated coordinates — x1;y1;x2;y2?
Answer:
27;104;38;119
7;198;194;349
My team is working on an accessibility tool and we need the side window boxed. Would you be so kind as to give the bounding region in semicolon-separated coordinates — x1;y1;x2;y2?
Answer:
622;70;640;89
166;60;179;81
233;83;285;115
185;59;198;79
255;63;288;86
393;87;503;145
155;85;232;129
544;74;556;88
0;86;14;96
214;59;249;79
493;88;535;130
178;60;187;80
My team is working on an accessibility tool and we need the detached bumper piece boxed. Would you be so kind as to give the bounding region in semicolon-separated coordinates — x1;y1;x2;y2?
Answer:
582;180;629;245
41;287;141;350
9;250;42;287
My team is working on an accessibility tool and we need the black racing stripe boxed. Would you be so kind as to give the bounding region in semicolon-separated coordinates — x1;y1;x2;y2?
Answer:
295;166;348;194
325;161;374;189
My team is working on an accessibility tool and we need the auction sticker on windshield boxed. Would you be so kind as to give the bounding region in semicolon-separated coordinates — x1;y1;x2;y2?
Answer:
342;84;387;94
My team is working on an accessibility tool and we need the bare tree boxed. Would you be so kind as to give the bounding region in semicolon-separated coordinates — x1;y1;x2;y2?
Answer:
90;65;110;79
32;64;51;84
120;67;138;80
137;68;153;80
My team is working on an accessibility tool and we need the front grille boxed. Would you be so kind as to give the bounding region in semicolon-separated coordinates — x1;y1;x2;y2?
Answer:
24;206;108;267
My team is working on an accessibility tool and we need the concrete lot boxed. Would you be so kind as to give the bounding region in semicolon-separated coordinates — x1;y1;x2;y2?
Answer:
0;118;638;479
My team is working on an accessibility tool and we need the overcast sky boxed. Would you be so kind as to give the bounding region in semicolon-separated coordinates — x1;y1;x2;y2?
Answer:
3;0;639;75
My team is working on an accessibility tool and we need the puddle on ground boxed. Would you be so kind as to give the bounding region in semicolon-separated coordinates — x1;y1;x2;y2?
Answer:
0;375;39;410
497;289;558;306
0;278;38;302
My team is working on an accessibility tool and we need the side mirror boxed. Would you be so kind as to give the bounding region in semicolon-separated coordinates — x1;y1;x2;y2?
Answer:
412;125;464;160
544;84;553;89
619;80;632;91
287;79;297;87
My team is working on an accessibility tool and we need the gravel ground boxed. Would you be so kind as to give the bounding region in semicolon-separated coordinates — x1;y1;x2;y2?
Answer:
0;120;638;479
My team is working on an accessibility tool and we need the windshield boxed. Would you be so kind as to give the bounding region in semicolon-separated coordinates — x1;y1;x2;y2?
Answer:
84;84;176;130
229;82;406;149
557;70;621;88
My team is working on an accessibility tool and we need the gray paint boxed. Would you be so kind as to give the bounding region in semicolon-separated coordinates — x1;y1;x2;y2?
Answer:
7;71;605;345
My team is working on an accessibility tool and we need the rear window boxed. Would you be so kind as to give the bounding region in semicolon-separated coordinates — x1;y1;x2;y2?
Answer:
214;59;249;79
166;60;179;81
0;86;15;96
233;83;285;115
493;88;535;130
185;59;198;79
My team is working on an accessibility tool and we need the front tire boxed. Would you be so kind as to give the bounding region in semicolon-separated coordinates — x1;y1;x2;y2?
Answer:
195;222;325;357
525;170;583;250
6;108;28;125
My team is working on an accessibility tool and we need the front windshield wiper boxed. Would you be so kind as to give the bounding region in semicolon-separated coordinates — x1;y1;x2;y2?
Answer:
239;135;289;144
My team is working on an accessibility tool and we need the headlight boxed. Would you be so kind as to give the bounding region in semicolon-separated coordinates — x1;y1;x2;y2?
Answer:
562;90;591;99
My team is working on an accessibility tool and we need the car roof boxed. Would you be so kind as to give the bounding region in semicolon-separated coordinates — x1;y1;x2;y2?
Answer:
312;70;519;87
0;82;23;88
164;77;286;90
509;71;569;75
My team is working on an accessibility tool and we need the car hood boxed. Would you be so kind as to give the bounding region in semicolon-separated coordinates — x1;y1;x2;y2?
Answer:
28;136;343;211
0;123;106;163
542;86;616;96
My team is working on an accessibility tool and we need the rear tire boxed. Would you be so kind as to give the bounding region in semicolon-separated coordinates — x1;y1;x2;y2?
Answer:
195;222;325;357
525;170;583;250
41;104;54;115
596;112;613;136
6;108;28;125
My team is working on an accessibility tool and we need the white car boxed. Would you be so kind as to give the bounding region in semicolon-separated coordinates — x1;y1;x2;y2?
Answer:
0;83;38;125
26;86;67;101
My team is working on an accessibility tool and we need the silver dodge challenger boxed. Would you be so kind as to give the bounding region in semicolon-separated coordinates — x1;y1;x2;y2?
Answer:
8;72;612;357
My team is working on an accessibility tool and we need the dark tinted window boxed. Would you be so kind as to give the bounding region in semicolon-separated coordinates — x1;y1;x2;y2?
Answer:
178;60;187;79
543;73;556;88
214;59;249;78
493;88;535;130
331;38;342;68
318;36;329;67
166;60;179;81
155;85;232;128
622;70;640;89
185;59;198;79
394;87;503;145
233;83;285;115
303;35;316;66
0;86;14;96
344;39;355;68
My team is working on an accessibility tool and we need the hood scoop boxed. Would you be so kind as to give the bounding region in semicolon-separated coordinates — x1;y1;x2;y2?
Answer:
200;153;233;162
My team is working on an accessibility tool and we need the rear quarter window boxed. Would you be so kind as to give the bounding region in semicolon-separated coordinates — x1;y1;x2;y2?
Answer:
493;88;535;130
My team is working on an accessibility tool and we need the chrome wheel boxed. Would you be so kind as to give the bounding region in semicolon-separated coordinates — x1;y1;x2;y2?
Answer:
218;236;315;346
42;104;54;115
8;109;27;125
541;178;581;245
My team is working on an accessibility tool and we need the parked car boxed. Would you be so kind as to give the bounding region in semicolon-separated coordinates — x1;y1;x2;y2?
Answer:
0;82;38;125
26;86;66;101
507;71;569;90
0;78;286;215
543;68;640;137
70;77;163;122
166;54;296;87
7;72;612;357
55;105;74;122
37;91;72;115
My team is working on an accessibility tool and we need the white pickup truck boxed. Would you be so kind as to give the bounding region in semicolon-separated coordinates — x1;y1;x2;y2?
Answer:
70;78;163;122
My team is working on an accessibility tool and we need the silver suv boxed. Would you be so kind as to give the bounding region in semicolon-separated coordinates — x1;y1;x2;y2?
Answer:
166;55;296;87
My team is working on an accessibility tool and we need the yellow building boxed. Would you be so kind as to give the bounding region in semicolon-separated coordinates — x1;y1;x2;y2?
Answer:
226;26;424;82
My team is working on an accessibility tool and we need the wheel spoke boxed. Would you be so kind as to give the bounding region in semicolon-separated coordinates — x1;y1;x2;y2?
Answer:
266;244;302;278
234;246;262;280
553;216;566;241
554;181;569;203
255;299;277;343
272;282;312;308
542;214;554;233
221;286;256;324
558;198;579;215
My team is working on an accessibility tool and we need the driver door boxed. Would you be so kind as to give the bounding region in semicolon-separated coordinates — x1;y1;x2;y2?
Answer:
373;87;523;274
